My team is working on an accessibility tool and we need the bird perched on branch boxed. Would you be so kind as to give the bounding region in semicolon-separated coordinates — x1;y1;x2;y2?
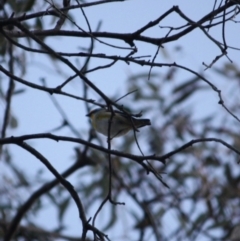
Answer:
86;108;151;139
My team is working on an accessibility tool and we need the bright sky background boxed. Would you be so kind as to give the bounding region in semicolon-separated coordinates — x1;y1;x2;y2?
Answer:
1;1;240;240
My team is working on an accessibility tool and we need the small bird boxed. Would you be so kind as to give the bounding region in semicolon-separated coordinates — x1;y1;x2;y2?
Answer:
86;108;151;139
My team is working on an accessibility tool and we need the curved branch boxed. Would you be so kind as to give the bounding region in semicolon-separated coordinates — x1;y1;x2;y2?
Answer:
4;142;88;241
0;133;240;163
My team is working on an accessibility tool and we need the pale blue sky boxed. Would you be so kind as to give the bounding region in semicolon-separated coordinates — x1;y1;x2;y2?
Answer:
1;1;240;240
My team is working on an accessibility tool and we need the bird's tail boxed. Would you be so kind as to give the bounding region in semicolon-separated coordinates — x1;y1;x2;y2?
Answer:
133;118;151;128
